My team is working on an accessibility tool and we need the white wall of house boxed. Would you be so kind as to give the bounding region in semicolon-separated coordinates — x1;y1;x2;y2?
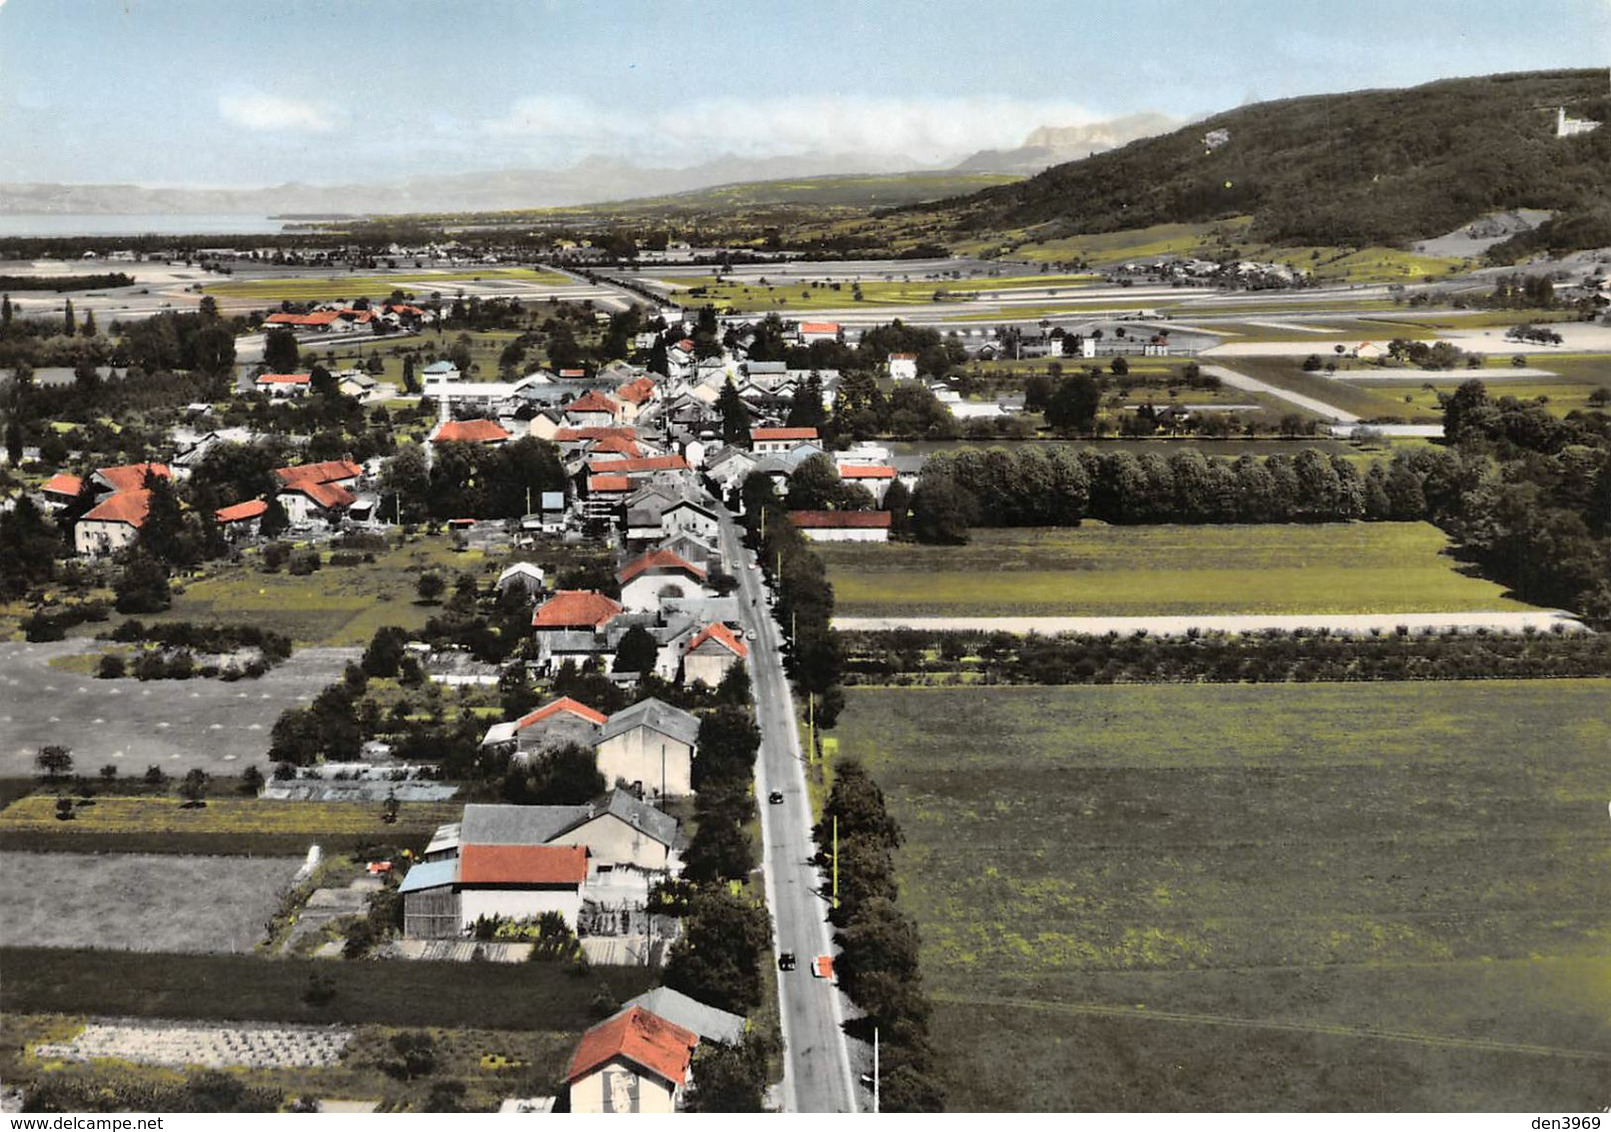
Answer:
571;1062;679;1114
798;526;888;542
550;813;673;872
596;731;693;799
74;519;138;556
459;887;584;930
684;647;740;689
663;505;719;542
619;571;710;613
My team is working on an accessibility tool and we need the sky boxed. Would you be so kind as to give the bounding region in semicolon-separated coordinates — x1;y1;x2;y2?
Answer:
1;0;1607;187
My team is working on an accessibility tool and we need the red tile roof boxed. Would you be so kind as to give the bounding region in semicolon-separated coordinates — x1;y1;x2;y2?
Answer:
675;338;695;352
800;321;840;334
565;390;618;415
618;549;706;584
515;696;608;730
432;419;511;445
264;312;310;325
788;510;891;529
282;480;356;511
589;436;642;457
888;352;918;360
616;376;657;405
837;464;896;479
751;427;818;441
96;463;171;494
558;368;588;379
566;1007;698;1087
82;488;152;528
275;460;362;487
688;622;747;658
41;473;84;497
556;426;638;443
301;310;342;326
215;499;268;523
458;843;588;886
532;590;624;630
588;474;633;493
586;455;688;475
255;372;312;385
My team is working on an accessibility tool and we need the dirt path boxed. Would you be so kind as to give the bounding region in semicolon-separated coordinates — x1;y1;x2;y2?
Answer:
1200;363;1361;423
832;611;1587;636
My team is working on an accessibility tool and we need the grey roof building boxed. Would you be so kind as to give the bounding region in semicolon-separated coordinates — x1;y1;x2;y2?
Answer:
597;697;700;748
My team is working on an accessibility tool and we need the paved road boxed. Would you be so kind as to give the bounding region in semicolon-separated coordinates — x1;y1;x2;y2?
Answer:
1200;363;1361;424
833;610;1588;636
718;510;858;1114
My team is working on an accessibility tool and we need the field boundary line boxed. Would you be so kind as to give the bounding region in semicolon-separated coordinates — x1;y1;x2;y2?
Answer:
930;992;1611;1061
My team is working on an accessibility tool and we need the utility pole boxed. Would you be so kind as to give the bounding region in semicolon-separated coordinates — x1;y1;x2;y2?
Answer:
874;1026;880;1114
808;692;815;765
660;742;666;802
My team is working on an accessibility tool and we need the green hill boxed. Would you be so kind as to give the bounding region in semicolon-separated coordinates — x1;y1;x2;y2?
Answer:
908;70;1611;255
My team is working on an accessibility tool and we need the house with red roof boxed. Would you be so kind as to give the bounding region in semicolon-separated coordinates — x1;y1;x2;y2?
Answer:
682;622;747;688
750;426;818;456
74;489;153;556
39;472;84;510
274;459;362;525
616;549;711;612
531;590;624;634
789;509;891;542
566;1007;698;1113
480;696;608;760
397;843;590;938
836;462;898;504
563;389;620;428
427;418;512;449
215;498;269;538
797;320;841;345
92;462;171;498
614;376;659;423
254;372;313;398
888;352;919;381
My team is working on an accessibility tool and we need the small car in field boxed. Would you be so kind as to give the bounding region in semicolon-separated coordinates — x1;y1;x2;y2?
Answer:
778;951;797;971
768;790;784;804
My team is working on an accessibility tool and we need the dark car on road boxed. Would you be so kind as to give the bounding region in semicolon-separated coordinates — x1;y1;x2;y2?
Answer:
768;790;784;804
778;951;797;971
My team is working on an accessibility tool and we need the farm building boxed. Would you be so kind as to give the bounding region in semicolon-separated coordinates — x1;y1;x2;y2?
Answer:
566;1007;698;1114
480;696;607;760
595;698;699;800
788;510;892;543
682;622;747;688
617;549;712;612
399;844;589;938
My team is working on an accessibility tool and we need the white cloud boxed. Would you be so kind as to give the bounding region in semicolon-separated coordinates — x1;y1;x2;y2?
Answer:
483;93;1102;164
219;92;335;134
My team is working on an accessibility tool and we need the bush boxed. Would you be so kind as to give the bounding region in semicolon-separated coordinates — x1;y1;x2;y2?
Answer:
96;653;126;679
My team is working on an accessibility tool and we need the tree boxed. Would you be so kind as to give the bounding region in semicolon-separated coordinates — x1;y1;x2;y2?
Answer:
240;765;265;795
381;790;399;825
81;309;97;338
362;625;409;678
386;1032;437;1081
1;294;10;324
114;550;172;615
612;624;659;675
525;742;605;805
664;887;772;1014
35;745;73;780
686;1033;773;1112
693;706;761;791
259;495;290;539
1045;371;1102;433
263;328;300;374
908;472;974;545
62;299;76;337
401;354;419;394
416;572;445;604
178;768;210;807
717;378;752;447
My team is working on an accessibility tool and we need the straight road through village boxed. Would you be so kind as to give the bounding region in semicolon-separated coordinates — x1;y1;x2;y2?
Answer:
719;509;858;1114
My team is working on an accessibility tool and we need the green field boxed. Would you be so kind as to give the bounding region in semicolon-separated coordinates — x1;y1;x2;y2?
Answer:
820;523;1532;618
205;267;573;303
834;682;1611;1110
1228;357;1449;422
651;271;1102;313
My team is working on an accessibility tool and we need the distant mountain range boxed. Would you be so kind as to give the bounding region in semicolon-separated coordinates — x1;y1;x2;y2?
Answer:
950;113;1181;174
0;112;1177;219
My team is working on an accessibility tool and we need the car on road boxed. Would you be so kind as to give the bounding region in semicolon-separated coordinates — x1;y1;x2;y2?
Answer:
768;790;784;804
778;951;797;971
811;955;835;981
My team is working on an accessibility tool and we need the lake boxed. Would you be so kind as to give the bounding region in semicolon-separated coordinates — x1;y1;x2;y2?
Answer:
0;214;291;238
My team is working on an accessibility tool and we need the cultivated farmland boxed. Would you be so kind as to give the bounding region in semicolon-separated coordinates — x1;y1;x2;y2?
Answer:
832;682;1611;1111
818;523;1534;619
0;852;302;952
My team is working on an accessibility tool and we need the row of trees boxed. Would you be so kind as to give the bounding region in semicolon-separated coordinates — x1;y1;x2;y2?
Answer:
380;438;567;523
813;761;944;1112
839;625;1611;686
740;471;844;728
684;703;762;884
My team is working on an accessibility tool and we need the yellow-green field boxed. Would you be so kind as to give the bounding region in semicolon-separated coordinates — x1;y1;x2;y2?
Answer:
833;681;1611;1110
652;272;1102;313
206;267;573;303
0;794;460;839
819;523;1532;618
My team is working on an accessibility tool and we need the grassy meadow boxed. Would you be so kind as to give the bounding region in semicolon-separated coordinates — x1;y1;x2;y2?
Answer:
819;523;1532;618
833;682;1611;1110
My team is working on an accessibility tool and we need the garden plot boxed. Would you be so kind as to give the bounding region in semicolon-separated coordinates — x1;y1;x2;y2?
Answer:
35;1019;354;1069
0;852;300;953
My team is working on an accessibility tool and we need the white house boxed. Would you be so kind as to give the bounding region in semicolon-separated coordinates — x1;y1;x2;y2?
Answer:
750;426;818;456
594;698;700;800
682;622;747;688
74;489;152;556
836;463;897;505
888;352;918;381
617;549;712;612
566;1007;697;1114
398;843;589;937
788;509;891;542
